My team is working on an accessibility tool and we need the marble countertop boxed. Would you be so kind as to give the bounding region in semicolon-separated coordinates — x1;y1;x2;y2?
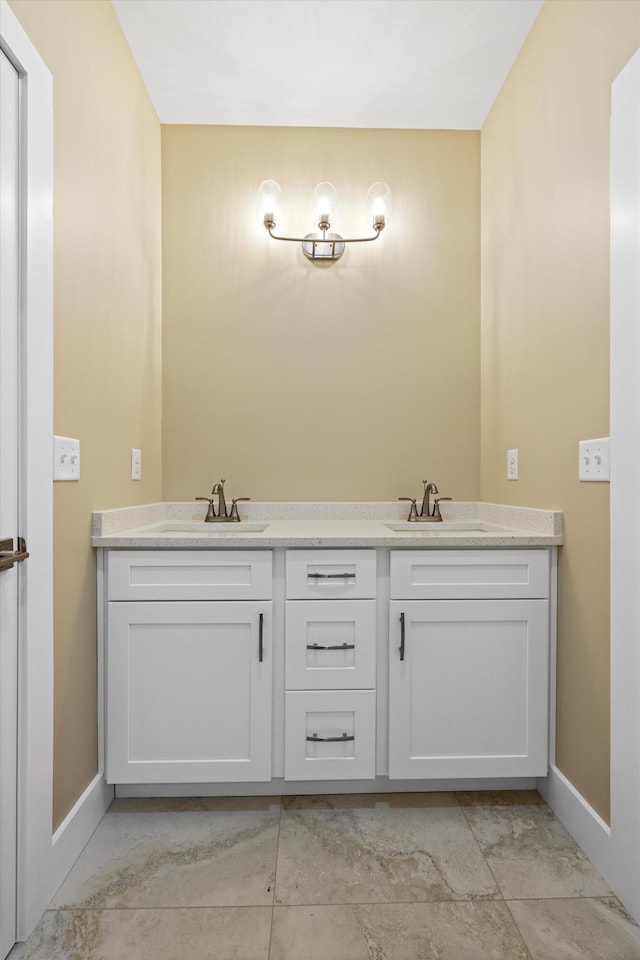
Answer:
92;501;563;549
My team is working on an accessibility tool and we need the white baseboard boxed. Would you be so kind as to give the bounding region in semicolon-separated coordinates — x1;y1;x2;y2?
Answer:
539;765;640;924
51;774;113;896
537;767;619;888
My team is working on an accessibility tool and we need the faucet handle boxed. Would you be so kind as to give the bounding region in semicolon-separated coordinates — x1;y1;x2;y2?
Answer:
432;496;452;520
195;496;216;521
229;497;250;522
399;497;419;521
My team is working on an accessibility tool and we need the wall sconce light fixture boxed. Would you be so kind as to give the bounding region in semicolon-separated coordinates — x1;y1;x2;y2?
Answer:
257;180;391;262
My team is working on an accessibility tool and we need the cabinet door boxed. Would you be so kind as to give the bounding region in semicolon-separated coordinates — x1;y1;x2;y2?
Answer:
388;600;549;779
107;601;271;783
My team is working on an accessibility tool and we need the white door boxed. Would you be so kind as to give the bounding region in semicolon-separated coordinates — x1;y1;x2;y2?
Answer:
0;2;53;943
0;44;21;960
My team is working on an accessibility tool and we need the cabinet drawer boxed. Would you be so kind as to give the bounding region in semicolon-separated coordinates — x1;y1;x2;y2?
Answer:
107;550;273;601
284;690;376;781
390;549;550;600
286;549;376;599
285;600;376;690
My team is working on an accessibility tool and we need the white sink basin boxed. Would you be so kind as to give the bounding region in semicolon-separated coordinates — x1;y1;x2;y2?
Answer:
386;522;493;536
158;522;268;536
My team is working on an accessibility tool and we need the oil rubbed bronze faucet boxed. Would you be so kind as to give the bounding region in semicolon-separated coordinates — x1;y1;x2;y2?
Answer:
196;479;250;522
399;480;452;522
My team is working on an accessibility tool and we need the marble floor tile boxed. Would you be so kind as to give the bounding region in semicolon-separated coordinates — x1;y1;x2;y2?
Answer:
270;901;530;960
279;791;460;809
463;803;613;899
275;794;500;904
51;797;281;909
9;907;272;960
508;897;640;959
10;792;633;960
456;789;545;806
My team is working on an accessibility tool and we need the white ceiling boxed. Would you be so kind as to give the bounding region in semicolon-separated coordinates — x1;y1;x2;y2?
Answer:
111;0;543;130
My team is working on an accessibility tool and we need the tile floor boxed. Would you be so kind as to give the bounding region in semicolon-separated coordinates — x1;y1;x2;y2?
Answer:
9;790;640;960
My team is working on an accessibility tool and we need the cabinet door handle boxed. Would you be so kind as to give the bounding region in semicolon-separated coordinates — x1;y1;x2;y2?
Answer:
307;572;356;580
306;642;356;651
306;732;355;743
399;611;405;661
259;612;264;662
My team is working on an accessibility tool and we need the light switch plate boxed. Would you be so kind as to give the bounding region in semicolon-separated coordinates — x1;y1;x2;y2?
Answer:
507;448;519;480
53;435;80;481
131;448;142;481
579;437;610;481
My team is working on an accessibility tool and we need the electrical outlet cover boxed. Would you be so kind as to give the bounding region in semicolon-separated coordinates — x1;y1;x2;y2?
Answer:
579;437;610;481
131;448;142;481
507;448;519;480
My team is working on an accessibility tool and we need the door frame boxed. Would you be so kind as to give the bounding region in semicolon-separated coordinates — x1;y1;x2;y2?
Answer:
0;0;53;940
610;46;640;923
0;42;21;959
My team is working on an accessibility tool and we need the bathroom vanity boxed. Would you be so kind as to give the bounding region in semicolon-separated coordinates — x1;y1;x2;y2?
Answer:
93;502;562;796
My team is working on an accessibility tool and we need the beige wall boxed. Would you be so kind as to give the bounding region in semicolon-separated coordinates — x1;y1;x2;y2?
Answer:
162;126;480;503
481;0;640;821
8;0;163;828
9;0;632;833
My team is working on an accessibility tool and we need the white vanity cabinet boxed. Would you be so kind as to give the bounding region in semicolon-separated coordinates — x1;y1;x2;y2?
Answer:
105;550;273;784
283;550;377;780
100;538;557;793
388;550;550;780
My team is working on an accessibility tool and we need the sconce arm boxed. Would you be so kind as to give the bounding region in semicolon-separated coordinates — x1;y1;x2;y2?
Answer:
265;223;384;245
265;224;310;243
338;224;384;243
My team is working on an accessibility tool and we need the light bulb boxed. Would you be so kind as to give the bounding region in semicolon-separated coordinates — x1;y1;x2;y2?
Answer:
366;182;392;230
372;197;385;219
257;179;282;228
313;182;337;230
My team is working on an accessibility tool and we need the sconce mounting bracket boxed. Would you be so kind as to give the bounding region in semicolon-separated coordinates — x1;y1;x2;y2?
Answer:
302;232;345;261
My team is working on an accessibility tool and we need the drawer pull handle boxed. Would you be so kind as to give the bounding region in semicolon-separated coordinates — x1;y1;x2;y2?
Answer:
399;611;405;661
306;642;356;651
306;732;355;743
307;572;356;580
259;612;264;662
